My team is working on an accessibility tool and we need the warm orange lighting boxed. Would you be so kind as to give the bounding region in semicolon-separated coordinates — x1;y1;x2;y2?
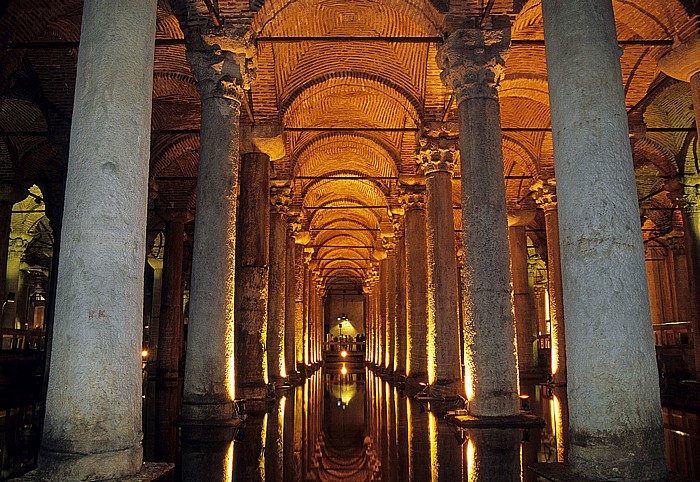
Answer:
141;349;149;358
341;364;348;375
341;350;347;358
467;438;477;482
429;412;439;482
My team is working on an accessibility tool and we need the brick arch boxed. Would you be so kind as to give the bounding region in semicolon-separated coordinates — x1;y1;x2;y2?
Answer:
252;0;443;38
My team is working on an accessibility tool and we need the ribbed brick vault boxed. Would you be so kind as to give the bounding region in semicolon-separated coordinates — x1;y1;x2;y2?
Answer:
0;0;697;290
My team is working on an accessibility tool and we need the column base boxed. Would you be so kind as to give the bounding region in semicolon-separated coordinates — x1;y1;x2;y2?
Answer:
530;462;674;482
180;399;236;422
34;445;144;481
445;412;545;429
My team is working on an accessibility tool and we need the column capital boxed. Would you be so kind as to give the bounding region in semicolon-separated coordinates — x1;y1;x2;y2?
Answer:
8;233;32;255
186;26;257;102
417;133;459;175
657;17;700;82
382;236;397;254
436;19;511;103
530;178;557;212
683;180;700;214
270;181;292;214
399;185;426;211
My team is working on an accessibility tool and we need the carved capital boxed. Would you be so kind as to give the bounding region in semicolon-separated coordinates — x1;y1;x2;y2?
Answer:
186;26;257;102
399;186;426;211
382;236;396;254
530;178;557;212
8;234;32;255
270;182;292;214
683;182;700;215
417;133;459;175
437;21;511;102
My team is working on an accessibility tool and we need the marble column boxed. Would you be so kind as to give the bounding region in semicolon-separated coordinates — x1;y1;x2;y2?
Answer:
542;0;666;478
532;179;567;384
383;237;397;372
268;183;291;382
509;224;537;375
419;135;462;392
394;223;407;376
2;234;30;329
235;152;271;400
437;21;519;416
182;30;255;421
38;0;156;478
400;185;428;384
0;184;28;307
285;217;301;378
293;232;310;372
154;208;191;462
681;189;700;376
377;258;387;369
147;255;163;356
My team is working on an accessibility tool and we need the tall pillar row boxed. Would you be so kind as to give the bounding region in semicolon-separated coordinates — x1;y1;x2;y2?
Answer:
181;28;255;421
437;19;519;416
394;220;407;377
285;216;301;378
38;0;157;478
383;236;397;372
508;222;537;375
542;0;666;478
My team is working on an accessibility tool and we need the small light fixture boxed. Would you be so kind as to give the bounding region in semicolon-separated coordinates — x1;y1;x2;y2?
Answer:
141;349;149;358
341;350;347;358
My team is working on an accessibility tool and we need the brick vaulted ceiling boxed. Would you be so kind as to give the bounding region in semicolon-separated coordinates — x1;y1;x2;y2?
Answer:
0;0;698;289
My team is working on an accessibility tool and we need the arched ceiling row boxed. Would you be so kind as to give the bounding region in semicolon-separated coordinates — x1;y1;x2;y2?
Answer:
0;0;697;289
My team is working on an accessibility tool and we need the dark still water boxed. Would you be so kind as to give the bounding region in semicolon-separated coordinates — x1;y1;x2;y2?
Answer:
162;369;566;482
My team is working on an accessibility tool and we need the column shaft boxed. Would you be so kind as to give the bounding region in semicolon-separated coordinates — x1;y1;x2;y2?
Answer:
155;216;186;463
509;225;536;374
395;234;407;376
285;231;297;377
182;47;249;420
235;152;270;399
268;206;288;381
542;0;666;478
438;24;519;416
543;206;566;384
425;165;461;387
39;0;156;477
386;251;397;371
403;191;428;382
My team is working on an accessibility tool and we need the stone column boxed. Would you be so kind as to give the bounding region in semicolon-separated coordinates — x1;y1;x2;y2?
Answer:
437;21;519;416
285;217;301;378
383;237;397;372
681;189;700;376
38;0;156;478
293;232;310;372
235;151;271;401
154;208;191;462
509;223;537;375
147;255;163;356
377;257;387;369
268;182;291;382
400;184;428;384
418;134;462;392
0;184;28;307
532;179;567;384
2;234;30;329
182;29;255;421
541;1;666;478
394;222;407;376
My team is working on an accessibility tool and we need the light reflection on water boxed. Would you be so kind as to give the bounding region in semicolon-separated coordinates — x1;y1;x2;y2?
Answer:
175;368;563;481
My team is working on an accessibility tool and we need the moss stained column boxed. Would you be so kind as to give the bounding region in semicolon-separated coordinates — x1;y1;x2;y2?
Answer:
419;134;462;394
438;21;519;416
181;28;255;421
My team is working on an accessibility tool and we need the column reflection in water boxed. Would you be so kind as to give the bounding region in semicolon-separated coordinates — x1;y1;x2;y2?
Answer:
174;372;569;480
466;429;521;482
180;429;235;482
